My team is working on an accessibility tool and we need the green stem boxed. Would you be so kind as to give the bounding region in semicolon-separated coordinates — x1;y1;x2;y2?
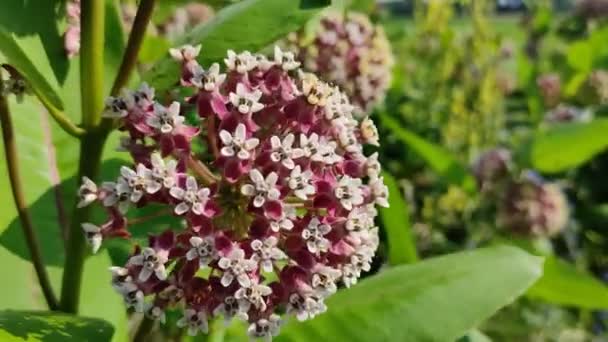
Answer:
59;131;106;313
1;64;84;138
33;88;85;138
80;0;105;129
0;88;59;311
59;0;106;313
110;0;156;96
133;316;155;342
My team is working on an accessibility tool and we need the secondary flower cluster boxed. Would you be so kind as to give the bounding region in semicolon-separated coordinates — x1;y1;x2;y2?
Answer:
78;45;387;340
472;149;569;237
288;11;393;116
498;171;569;238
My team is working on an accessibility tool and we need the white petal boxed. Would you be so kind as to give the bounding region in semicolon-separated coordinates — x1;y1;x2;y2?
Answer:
253;196;265;208
170;187;185;199
235;123;247;141
219;130;232;144
186;248;199;261
175;202;190;215
186;176;198;191
249;169;264;184
138;267;153;282
221;273;234;287
221;146;235;157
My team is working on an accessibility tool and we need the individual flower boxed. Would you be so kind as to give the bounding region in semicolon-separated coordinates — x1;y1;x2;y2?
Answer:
289;11;394;115
128;247;169;282
77;176;98;208
186;236;216;268
217;248;256;287
250;236;286;273
80;46;386;339
229;83;264;114
225;50;257;74
269;134;304;169
241;170;281;208
81;223;102;254
177;308;209;336
287;166;315;200
147;102;185;134
234;282;273;311
169;44;202;62
302;217;331;254
170;176;213;216
334;176;364;210
219;123;259;160
247;314;281;342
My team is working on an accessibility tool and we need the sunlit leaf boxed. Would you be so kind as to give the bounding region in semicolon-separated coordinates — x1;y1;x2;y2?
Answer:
527;256;608;309
277;246;542;342
0;310;113;342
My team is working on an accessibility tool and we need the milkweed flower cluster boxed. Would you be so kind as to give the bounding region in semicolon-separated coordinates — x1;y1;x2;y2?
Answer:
77;45;387;340
288;12;393;116
498;171;569;237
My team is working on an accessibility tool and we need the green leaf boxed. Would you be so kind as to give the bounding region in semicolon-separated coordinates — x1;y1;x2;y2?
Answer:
380;114;477;192
0;29;64;110
143;0;330;92
0;310;114;342
277;246;543;342
458;330;493;342
527;256;608;309
566;40;592;72
528;119;608;173
139;35;172;65
379;172;417;265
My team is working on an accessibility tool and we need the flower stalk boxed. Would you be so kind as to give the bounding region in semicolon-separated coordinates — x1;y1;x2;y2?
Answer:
0;83;59;310
110;0;156;96
60;0;106;313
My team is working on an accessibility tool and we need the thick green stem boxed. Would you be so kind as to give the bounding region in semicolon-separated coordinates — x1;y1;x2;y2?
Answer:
59;0;106;313
59;132;107;313
0;89;59;311
80;0;105;129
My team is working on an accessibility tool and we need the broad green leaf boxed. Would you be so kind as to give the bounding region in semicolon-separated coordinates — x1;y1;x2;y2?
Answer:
379;172;418;265
566;40;592;72
0;310;113;342
527;256;608;309
528;119;608;173
0;29;64;110
143;0;330;92
277;246;543;342
139;35;172;65
458;330;493;342
380;114;477;192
